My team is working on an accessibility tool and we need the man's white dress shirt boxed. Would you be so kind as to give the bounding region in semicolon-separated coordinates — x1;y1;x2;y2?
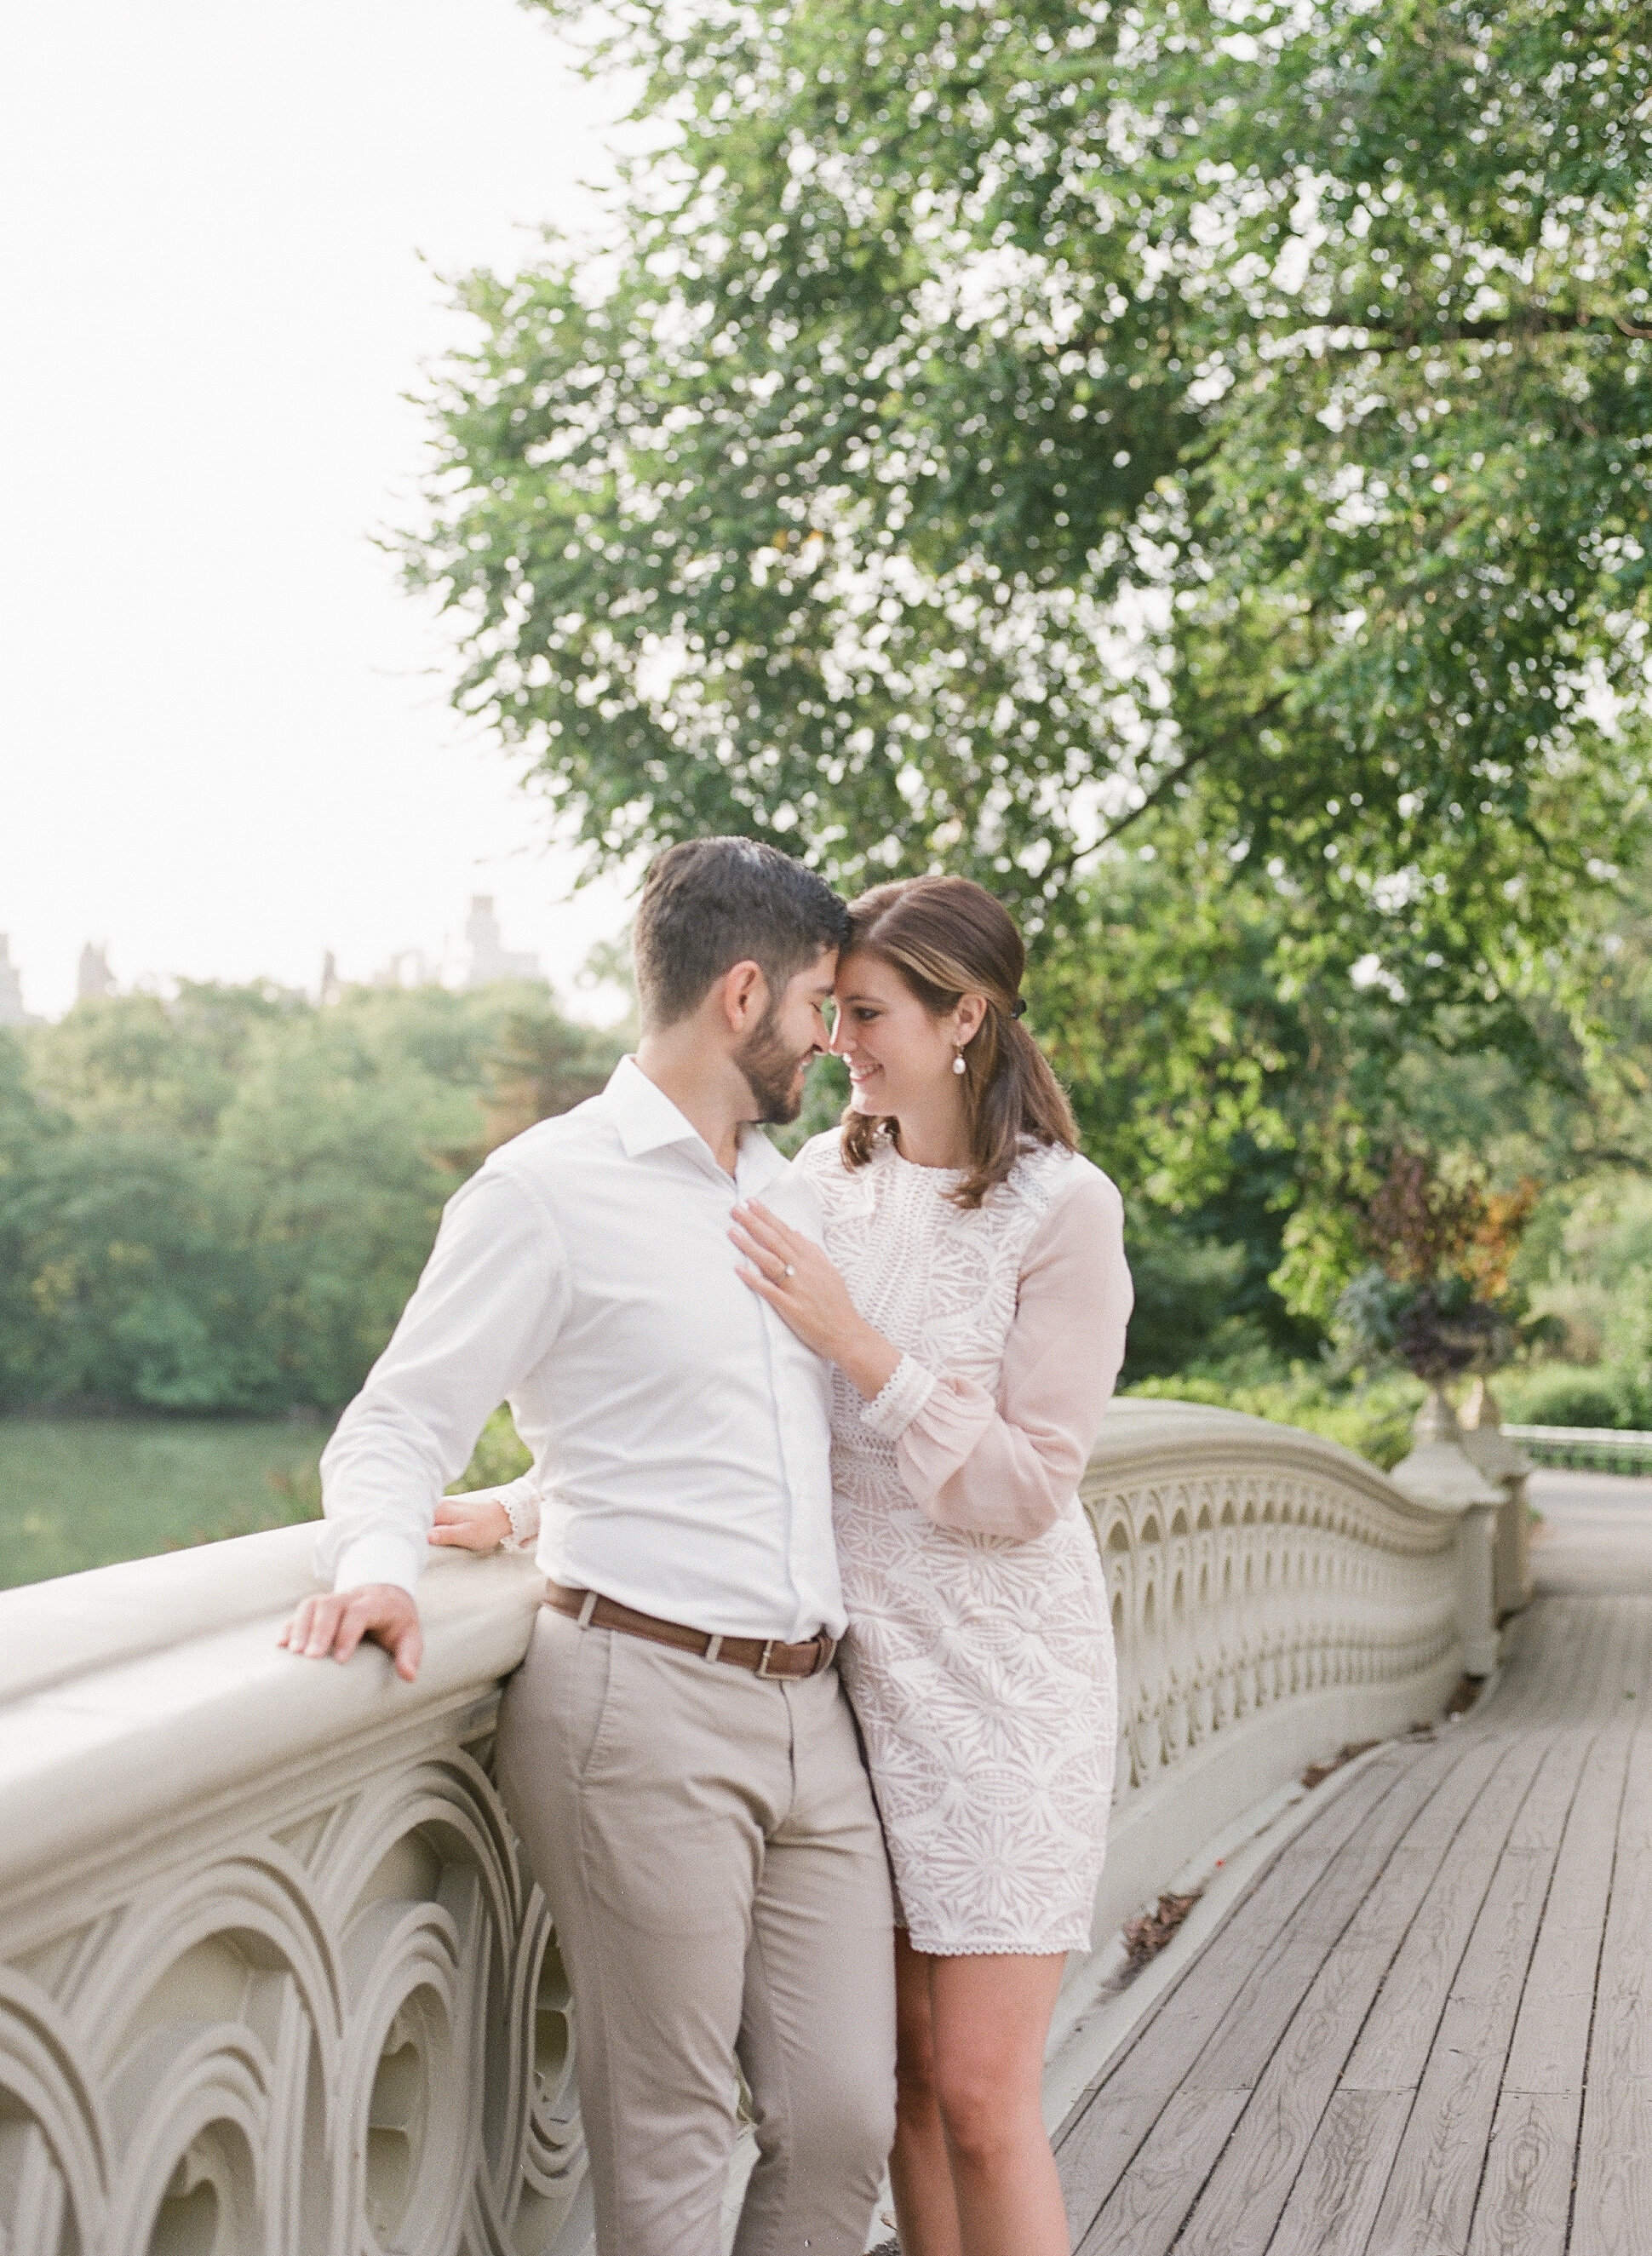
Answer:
318;1056;845;1641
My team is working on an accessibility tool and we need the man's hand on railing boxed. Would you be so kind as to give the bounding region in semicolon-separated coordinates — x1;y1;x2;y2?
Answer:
278;1585;423;1683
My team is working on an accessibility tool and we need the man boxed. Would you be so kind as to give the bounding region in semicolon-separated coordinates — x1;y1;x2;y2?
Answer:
281;837;895;2256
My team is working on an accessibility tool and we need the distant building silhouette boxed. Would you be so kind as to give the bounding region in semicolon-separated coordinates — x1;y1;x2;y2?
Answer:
77;943;115;1002
0;935;30;1027
318;905;543;998
372;948;439;990
463;897;541;989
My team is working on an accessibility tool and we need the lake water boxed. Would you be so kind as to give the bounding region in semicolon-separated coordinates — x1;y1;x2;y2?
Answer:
0;1415;328;1590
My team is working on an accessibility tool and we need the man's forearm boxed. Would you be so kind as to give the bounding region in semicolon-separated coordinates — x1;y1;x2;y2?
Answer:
315;1167;567;1594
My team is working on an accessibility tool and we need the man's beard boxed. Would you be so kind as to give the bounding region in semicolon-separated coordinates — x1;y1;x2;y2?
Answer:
736;1005;812;1125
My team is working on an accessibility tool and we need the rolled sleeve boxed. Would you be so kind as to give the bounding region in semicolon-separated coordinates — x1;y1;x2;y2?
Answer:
317;1163;569;1593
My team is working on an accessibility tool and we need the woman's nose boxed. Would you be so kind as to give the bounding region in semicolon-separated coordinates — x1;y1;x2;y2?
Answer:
829;1015;851;1056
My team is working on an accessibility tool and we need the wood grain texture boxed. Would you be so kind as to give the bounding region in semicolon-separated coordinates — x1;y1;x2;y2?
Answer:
1054;1596;1652;2256
1073;2088;1249;2256
1058;2092;1161;2247
1572;1843;1652;2254
1501;1727;1630;2098
1467;2092;1580;2256
1362;1824;1572;2253
1334;1729;1558;2096
1182;1740;1490;2097
1267;2088;1411;2256
1058;1749;1419;2234
1174;1736;1525;2253
1175;1937;1402;2256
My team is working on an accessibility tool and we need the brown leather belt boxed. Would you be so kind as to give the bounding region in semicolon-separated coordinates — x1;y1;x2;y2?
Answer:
544;1581;838;1679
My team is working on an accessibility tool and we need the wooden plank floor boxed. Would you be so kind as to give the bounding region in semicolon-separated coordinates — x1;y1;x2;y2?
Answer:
1057;1497;1652;2255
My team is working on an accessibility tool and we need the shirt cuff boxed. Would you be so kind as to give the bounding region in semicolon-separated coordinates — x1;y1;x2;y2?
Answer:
331;1533;425;1598
860;1352;938;1442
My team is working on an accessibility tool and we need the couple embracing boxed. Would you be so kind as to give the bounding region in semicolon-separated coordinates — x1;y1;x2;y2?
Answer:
283;840;1133;2256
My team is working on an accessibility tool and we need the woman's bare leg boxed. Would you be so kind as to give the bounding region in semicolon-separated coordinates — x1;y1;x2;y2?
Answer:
888;1928;964;2256
927;1950;1070;2256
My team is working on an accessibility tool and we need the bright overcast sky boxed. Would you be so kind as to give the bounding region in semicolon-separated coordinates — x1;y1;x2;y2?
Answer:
2;0;638;1020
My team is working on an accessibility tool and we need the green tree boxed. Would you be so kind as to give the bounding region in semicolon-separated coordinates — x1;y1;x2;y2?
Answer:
0;1032;61;1407
1022;804;1641;1361
210;993;500;1406
26;984;306;1140
475;998;627;1151
406;0;1651;1020
4;1134;274;1409
0;983;621;1413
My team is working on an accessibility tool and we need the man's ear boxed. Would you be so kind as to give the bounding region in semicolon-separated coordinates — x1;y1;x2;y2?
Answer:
718;959;769;1033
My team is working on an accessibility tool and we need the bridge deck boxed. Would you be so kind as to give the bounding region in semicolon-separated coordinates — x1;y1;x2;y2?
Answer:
1056;1475;1652;2256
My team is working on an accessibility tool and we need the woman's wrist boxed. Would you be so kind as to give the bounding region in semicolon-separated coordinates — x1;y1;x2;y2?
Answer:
837;1320;903;1403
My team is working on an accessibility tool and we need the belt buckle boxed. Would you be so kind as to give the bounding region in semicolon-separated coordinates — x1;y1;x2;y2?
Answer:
755;1639;781;1679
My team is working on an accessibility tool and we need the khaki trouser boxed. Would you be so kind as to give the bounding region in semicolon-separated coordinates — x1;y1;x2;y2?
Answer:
496;1606;898;2256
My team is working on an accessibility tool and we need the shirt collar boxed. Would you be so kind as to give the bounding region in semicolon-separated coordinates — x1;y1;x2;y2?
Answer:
603;1055;788;1191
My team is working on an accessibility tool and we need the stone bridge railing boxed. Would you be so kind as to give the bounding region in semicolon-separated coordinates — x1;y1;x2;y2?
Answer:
0;1397;1516;2256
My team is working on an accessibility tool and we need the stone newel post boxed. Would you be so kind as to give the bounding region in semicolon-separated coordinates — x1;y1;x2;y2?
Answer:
1389;1386;1506;1678
1459;1376;1534;1618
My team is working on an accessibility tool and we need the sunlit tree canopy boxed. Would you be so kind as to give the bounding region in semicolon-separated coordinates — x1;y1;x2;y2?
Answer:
409;0;1651;1016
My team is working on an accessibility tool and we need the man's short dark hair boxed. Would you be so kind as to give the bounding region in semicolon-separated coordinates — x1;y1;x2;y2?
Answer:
633;838;849;1029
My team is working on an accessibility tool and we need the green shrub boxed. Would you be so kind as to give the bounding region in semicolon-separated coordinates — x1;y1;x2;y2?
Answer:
1493;1364;1642;1430
1121;1369;1424;1471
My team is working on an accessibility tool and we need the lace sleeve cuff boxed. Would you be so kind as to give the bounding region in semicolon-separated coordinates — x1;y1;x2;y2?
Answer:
860;1352;938;1442
497;1477;542;1553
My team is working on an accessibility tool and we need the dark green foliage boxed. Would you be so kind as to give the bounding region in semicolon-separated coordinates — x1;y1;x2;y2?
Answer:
5;1134;277;1409
476;1000;631;1152
0;984;622;1414
1114;1221;1251;1377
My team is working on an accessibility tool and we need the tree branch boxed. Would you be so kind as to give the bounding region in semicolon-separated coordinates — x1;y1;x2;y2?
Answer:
1081;689;1293;857
1312;304;1644;355
1566;1145;1652;1177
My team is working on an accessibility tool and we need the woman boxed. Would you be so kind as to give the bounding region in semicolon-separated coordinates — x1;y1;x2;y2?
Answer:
727;875;1132;2256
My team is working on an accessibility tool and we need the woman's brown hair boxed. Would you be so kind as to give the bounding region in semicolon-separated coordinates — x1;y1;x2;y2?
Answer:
838;875;1078;1208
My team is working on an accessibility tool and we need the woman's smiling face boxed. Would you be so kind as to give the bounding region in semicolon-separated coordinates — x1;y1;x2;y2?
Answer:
829;950;962;1117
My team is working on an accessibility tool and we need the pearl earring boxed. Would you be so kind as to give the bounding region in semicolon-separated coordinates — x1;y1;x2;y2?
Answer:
952;1048;967;1076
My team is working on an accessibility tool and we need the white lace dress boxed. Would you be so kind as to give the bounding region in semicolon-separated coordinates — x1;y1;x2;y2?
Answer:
792;1130;1133;1957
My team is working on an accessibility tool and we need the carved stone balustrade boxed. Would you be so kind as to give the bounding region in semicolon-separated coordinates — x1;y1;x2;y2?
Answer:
0;1400;1490;2256
1081;1400;1481;1938
1459;1376;1535;1618
0;1534;573;2256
